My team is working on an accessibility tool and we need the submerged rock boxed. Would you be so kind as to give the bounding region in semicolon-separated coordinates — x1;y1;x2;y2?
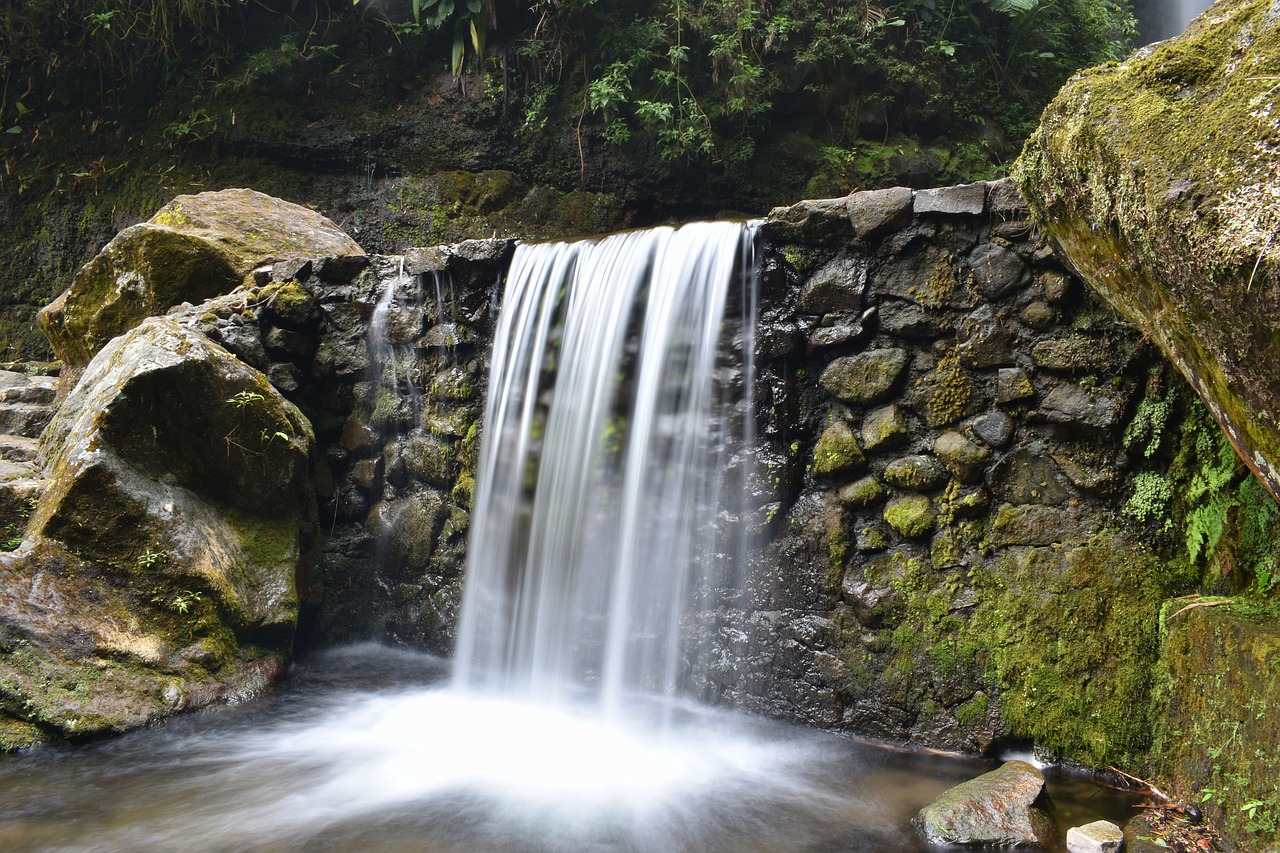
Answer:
912;759;1057;846
38;188;363;369
1067;819;1123;853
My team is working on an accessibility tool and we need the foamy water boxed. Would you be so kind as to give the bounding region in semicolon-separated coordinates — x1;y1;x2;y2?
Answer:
0;646;1138;853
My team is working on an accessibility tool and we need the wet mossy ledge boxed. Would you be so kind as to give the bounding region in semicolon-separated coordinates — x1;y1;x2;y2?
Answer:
3;183;1280;848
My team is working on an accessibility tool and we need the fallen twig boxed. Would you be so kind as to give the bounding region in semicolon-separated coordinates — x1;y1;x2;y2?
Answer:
1166;597;1234;622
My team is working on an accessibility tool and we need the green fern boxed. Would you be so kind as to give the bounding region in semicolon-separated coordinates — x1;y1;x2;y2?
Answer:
1186;497;1231;564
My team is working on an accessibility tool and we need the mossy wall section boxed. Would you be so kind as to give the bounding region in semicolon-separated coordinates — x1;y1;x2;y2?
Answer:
708;181;1193;769
155;242;512;653
1157;604;1280;846
1014;0;1280;504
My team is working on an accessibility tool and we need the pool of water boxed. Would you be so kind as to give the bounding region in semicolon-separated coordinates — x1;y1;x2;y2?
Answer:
0;645;1138;852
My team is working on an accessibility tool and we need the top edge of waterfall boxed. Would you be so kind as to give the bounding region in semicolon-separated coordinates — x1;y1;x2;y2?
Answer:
511;218;758;248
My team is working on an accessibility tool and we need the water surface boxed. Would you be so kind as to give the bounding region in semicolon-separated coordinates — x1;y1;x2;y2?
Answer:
0;645;1138;852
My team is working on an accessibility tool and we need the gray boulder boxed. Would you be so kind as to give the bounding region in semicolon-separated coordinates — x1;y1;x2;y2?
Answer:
913;759;1058;846
38;188;364;370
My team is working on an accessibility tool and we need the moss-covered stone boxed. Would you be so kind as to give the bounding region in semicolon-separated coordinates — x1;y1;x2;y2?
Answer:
0;317;318;747
820;348;908;405
838;475;886;507
1155;603;1280;848
812;421;866;477
883;454;948;492
884;495;938;538
38;189;363;369
861;404;909;452
1015;0;1280;501
933;431;990;483
969;535;1165;767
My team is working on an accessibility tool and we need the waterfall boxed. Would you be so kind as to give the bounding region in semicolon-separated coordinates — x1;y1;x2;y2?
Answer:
1134;0;1213;43
453;221;757;718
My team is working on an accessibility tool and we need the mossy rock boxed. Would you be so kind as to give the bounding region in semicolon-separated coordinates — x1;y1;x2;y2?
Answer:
883;455;948;492
862;404;909;452
968;534;1166;767
820;348;908;405
1154;604;1280;848
838;475;887;507
884;495;938;538
39;189;364;368
812;421;866;477
0;317;318;747
1015;0;1280;501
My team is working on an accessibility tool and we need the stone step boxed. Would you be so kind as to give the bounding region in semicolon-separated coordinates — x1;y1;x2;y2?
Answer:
0;476;45;543
0;434;40;463
0;380;56;406
0;402;55;439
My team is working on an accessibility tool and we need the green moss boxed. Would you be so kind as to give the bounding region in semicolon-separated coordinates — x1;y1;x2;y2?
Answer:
954;692;990;731
452;472;475;511
923;347;974;428
1015;0;1280;503
812;421;866;477
1154;604;1280;845
837;475;886;508
0;715;47;750
782;245;819;272
968;534;1166;766
883;495;937;539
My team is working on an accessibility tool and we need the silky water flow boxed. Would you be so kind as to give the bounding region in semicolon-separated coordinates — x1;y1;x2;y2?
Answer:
0;223;1140;852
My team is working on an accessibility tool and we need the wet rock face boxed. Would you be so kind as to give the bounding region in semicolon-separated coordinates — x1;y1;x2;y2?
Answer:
1015;0;1280;503
161;241;511;653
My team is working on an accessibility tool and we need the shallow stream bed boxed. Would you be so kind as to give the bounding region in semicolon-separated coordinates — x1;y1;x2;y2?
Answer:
0;645;1139;852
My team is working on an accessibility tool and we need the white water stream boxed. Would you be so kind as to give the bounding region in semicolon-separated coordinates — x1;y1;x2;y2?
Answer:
453;222;756;719
1137;0;1213;43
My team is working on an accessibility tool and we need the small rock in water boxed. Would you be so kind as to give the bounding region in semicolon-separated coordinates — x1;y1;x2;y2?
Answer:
1067;819;1124;853
912;759;1058;847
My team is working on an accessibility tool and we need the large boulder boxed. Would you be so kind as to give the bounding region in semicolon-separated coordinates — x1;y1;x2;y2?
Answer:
913;759;1058;846
0;318;318;748
38;188;363;369
1015;0;1280;501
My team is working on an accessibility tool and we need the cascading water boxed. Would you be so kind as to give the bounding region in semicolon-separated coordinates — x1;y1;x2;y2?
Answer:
1135;0;1213;43
453;221;757;717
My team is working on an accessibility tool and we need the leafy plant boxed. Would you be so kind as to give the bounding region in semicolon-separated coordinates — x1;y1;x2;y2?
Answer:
172;590;202;614
226;390;265;409
137;548;168;568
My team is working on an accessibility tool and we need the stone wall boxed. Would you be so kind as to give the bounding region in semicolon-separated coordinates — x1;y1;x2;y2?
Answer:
168;181;1184;764
170;179;1194;769
16;181;1280;846
699;180;1187;766
162;241;513;654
